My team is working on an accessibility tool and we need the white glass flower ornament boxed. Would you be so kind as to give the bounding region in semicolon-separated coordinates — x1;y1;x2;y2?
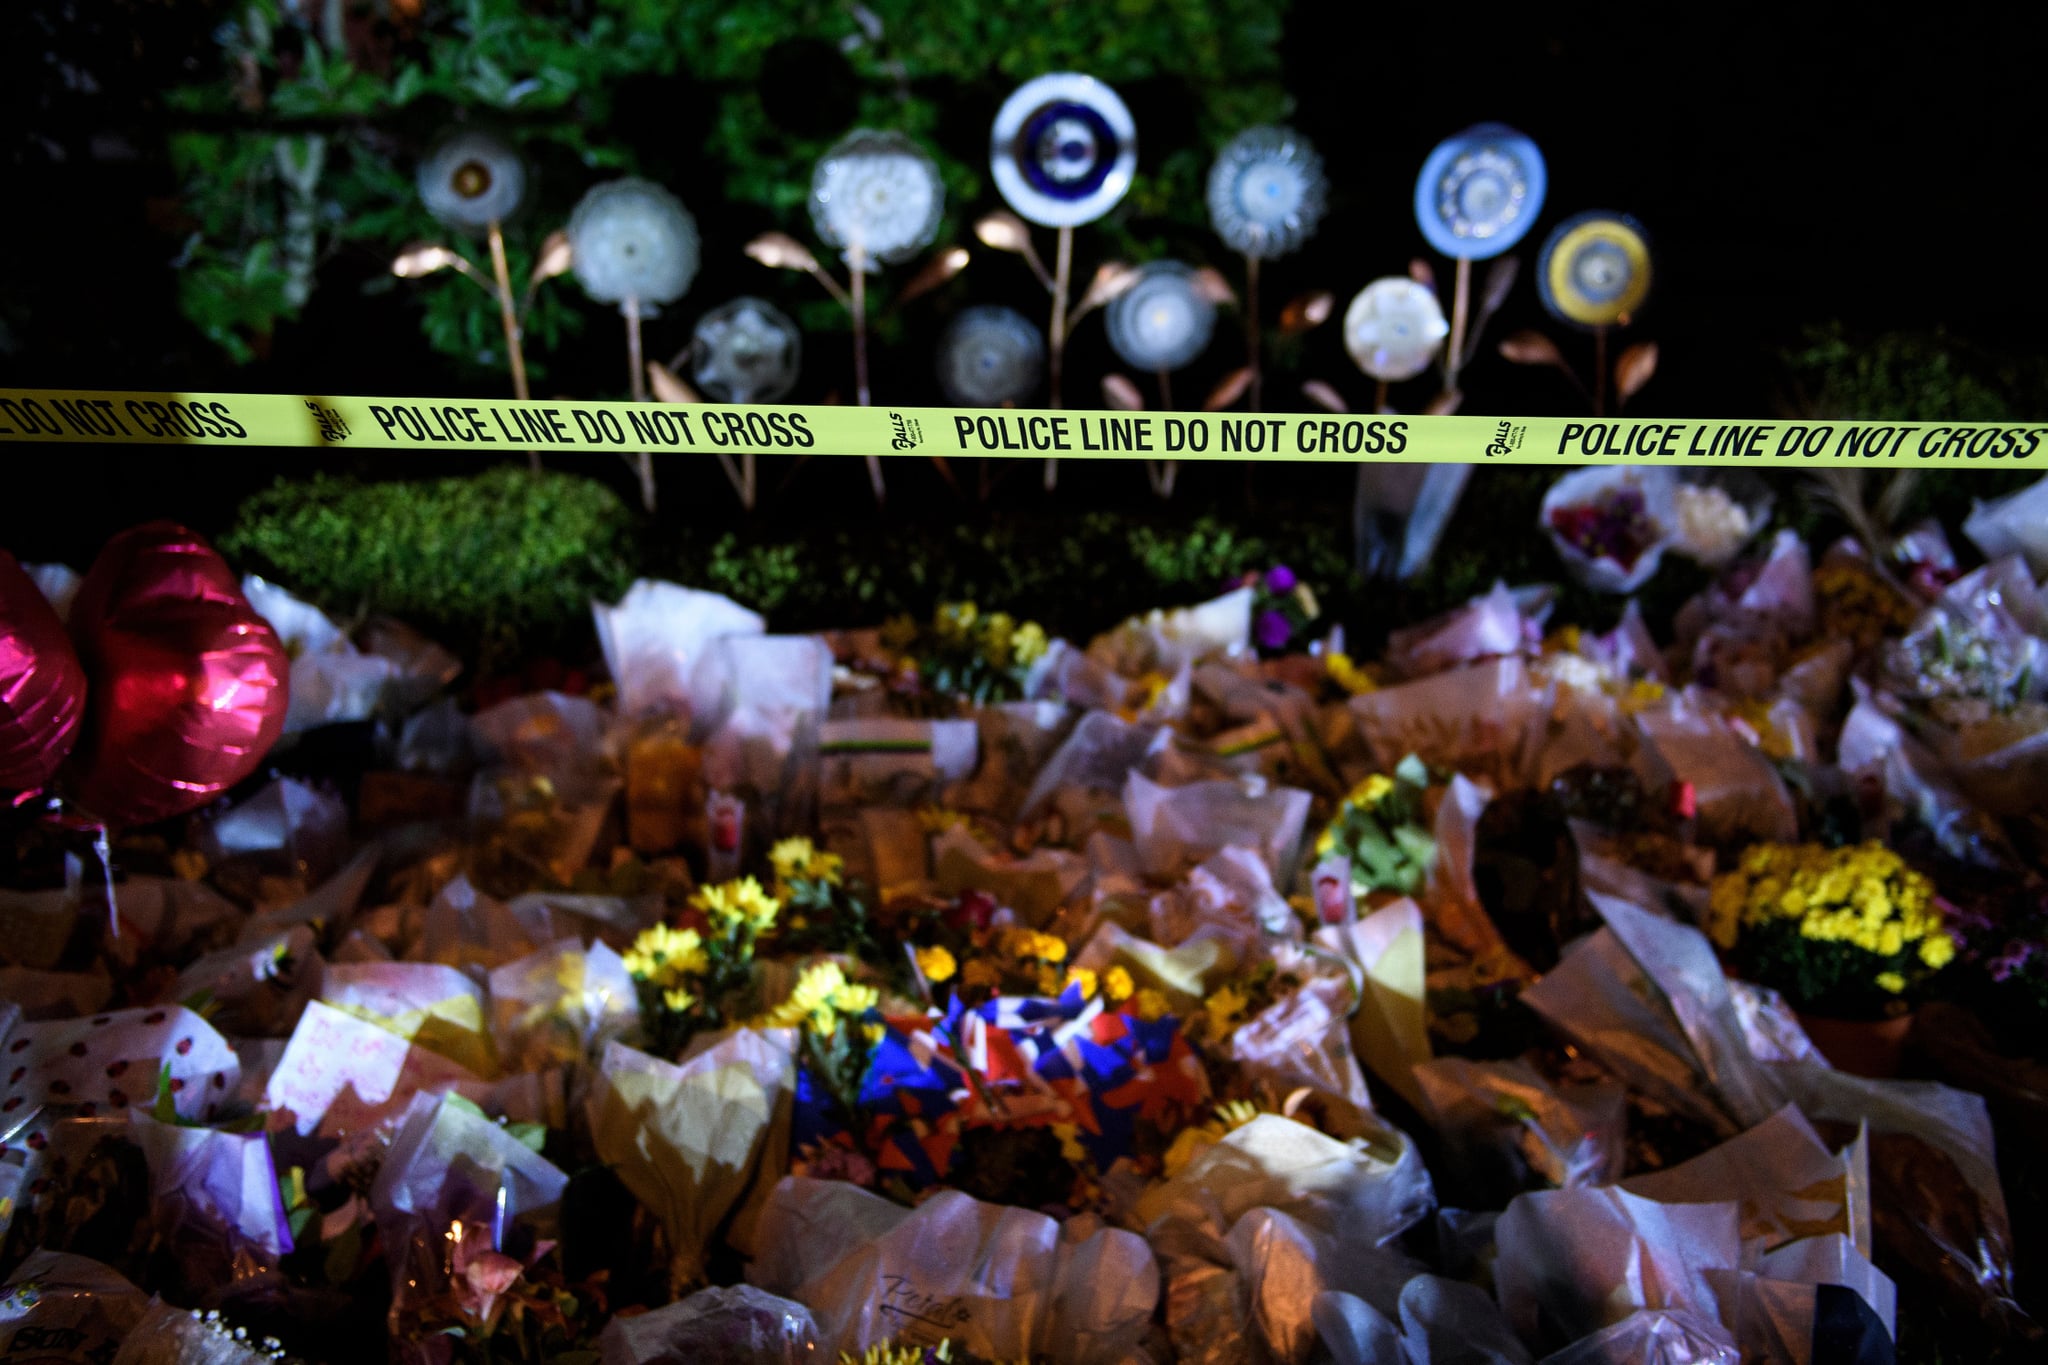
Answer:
937;306;1045;406
690;298;802;404
1107;262;1217;373
567;178;700;312
1343;277;1450;382
808;130;945;270
989;73;1138;228
417;128;526;233
1206;127;1328;259
1413;123;1547;260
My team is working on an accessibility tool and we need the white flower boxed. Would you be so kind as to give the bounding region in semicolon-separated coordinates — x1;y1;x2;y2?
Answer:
1206;127;1327;259
937;305;1044;406
1674;484;1754;567
417;128;525;233
1106;262;1216;373
1413;123;1546;260
809;130;944;269
1343;277;1449;382
567;178;700;312
989;72;1138;229
690;297;802;403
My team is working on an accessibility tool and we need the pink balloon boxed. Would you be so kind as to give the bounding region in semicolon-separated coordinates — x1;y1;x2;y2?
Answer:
67;522;289;826
0;549;88;790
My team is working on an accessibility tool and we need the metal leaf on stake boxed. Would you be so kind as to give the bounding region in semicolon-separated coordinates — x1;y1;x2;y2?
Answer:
988;72;1139;489
1614;340;1659;408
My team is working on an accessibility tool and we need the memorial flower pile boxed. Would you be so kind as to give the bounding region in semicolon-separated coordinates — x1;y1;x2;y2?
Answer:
2;496;2046;1363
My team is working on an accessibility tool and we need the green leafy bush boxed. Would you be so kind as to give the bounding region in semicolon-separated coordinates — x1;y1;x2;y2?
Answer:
220;466;640;665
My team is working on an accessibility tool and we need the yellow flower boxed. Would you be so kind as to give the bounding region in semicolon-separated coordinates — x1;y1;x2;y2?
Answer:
1918;932;1955;970
1325;651;1377;696
1050;1121;1089;1164
696;876;781;933
1619;678;1667;714
1102;966;1135;1003
1063;967;1098;999
1133;988;1171;1022
1011;621;1049;667
962;959;1003;991
623;924;708;984
935;601;978;640
1347;773;1396;809
758;960;849;1031
1876;972;1907;994
829;980;880;1016
1161;1127;1218;1179
662;986;697;1013
1211;1098;1262;1134
1314;827;1338;858
982;612;1016;667
1204;984;1249;1032
770;836;819;883
1002;927;1068;964
916;945;958;983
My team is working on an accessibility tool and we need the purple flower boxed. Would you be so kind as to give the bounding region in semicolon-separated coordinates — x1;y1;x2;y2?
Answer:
1264;563;1298;594
1255;609;1293;651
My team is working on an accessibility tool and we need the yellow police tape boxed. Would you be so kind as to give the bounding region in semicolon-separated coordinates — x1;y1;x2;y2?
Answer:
2;388;2044;467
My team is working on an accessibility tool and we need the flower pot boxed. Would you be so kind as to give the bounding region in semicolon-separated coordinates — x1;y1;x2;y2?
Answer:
1796;1010;1914;1079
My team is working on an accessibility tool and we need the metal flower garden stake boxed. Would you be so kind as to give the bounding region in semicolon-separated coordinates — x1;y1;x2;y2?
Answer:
648;297;804;510
567;178;701;512
983;73;1139;489
397;130;571;470
1103;262;1220;496
1206;127;1328;414
1412;124;1547;408
746;131;945;505
1502;211;1658;415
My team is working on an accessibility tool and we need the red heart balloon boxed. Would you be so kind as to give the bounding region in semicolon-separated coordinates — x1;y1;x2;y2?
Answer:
0;549;88;790
67;522;289;825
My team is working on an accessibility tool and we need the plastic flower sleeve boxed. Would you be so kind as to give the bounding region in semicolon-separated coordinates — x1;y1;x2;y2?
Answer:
1542;467;1679;594
1122;770;1311;885
585;1032;796;1292
1224;962;1372;1111
694;635;834;840
1315;899;1432;1111
1413;1058;1625;1200
0;1250;149;1362
1536;1309;1739;1365
487;936;639;1072
1770;1060;2029;1338
1349;658;1555;793
1134;1113;1434;1263
1962;474;2048;575
1632;694;1799;846
747;1176;1157;1364
369;1090;569;1337
593;580;766;723
109;1299;290;1365
1496;1186;1742;1352
128;1108;294;1294
596;1283;820;1365
1383;580;1546;680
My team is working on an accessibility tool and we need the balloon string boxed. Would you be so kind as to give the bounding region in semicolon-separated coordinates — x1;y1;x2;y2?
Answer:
91;819;116;941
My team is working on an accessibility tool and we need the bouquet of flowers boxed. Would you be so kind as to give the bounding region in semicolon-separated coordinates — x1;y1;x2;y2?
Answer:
880;602;1049;709
1706;840;1958;1017
622;876;781;1058
1235;563;1321;657
1313;755;1438;899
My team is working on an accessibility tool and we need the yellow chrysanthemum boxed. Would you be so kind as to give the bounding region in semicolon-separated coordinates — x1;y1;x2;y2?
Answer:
1347;773;1396;809
1011;621;1049;667
758;960;849;1031
1876;972;1907;994
1325;651;1378;696
962;959;1003;991
916;944;958;983
1002;927;1068;964
623;923;708;985
662;986;697;1013
1063;967;1098;1000
1918;933;1956;969
1102;966;1135;1003
1133;989;1171;1022
1204;984;1249;1032
696;876;781;933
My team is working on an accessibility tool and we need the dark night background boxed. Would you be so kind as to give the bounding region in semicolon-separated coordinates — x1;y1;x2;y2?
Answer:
2;1;2046;561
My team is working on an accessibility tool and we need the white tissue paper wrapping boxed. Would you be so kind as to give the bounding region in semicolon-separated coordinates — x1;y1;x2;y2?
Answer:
1088;587;1254;677
593;579;765;721
747;1176;1158;1364
1541;466;1680;594
1963;474;2048;576
1123;769;1311;885
242;573;407;734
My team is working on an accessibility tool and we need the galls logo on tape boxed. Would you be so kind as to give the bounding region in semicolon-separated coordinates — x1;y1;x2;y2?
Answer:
1484;420;1525;458
889;412;922;450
